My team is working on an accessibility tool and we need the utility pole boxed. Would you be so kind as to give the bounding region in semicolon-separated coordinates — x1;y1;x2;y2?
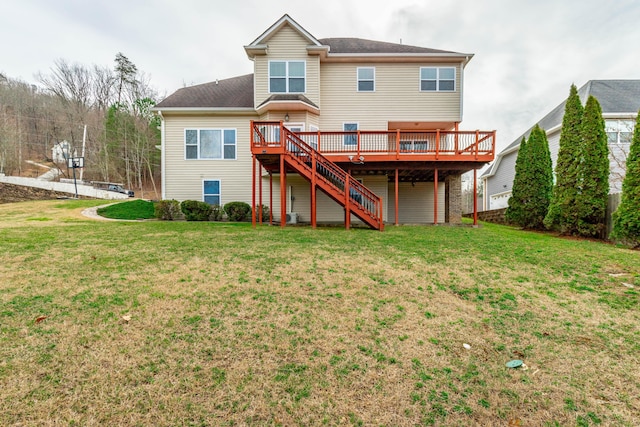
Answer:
17;114;22;176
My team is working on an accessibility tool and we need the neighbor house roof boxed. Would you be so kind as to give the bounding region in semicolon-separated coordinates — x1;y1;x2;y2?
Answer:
482;79;640;178
154;74;254;110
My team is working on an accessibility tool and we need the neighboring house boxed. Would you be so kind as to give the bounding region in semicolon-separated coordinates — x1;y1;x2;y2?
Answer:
154;14;494;229
51;140;71;164
482;80;640;211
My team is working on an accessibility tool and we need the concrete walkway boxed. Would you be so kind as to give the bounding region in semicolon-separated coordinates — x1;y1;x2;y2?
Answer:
81;204;120;221
80;203;148;222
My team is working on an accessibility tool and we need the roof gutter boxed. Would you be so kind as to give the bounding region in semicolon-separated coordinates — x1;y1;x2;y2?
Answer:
152;107;257;113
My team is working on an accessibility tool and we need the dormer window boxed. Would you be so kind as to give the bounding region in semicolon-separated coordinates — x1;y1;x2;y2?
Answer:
269;61;306;93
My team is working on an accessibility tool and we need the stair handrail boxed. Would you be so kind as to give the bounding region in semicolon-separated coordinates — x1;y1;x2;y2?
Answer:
282;128;382;220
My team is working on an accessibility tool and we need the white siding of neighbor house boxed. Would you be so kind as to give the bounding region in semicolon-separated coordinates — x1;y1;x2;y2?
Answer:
486;150;517;207
162;114;258;204
609;142;630;193
387;182;445;223
319;63;462;130
253;25;321;109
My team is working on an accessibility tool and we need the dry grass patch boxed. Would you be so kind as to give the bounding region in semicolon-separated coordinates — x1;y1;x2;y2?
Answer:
0;200;639;426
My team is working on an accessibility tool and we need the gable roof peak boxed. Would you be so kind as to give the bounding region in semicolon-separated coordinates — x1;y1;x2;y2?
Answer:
247;14;322;48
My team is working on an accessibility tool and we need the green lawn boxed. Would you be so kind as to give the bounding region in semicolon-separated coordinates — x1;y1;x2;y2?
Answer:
0;200;638;426
97;199;156;220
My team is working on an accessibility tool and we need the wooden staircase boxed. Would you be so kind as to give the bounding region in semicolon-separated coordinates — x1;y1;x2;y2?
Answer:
252;122;384;231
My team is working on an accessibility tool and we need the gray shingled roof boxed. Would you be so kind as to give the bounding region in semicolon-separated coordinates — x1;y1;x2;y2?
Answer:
257;94;319;109
155;74;254;109
319;38;460;55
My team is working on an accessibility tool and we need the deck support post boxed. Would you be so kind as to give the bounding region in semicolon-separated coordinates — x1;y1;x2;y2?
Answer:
345;174;351;230
311;151;317;229
434;169;439;225
258;163;263;224
280;155;286;228
269;171;273;225
473;168;478;227
251;155;256;228
395;168;399;225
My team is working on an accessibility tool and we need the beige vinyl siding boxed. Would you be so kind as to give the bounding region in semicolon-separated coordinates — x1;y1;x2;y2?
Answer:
264;174;388;223
320;63;462;130
254;25;321;109
163;114;258;204
387;182;445;223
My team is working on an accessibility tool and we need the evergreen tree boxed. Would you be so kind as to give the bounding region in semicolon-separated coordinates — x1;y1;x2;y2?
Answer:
611;110;640;247
505;126;553;229
505;137;528;226
545;84;584;233
575;95;609;237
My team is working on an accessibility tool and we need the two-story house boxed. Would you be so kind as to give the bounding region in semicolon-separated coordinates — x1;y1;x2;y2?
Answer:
154;14;495;230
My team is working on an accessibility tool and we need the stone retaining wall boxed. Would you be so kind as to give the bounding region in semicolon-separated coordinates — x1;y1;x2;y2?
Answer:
463;208;507;224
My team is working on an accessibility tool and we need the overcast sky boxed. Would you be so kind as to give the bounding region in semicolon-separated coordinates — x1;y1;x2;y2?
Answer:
2;0;639;151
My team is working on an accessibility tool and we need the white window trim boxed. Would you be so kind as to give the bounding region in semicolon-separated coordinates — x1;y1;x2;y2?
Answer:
202;179;222;206
419;67;456;92
268;60;306;94
357;67;375;92
343;122;359;146
605;119;634;144
285;123;305;132
184;128;237;160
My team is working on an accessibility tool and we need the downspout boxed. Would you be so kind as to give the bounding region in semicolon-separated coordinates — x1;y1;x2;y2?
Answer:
459;56;470;123
158;110;166;200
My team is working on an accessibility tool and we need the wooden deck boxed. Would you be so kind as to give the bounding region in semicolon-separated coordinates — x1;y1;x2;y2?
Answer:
252;122;495;164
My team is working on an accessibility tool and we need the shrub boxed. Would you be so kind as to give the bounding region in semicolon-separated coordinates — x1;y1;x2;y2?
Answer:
210;205;223;221
180;200;212;221
255;204;270;222
223;201;252;222
154;199;182;220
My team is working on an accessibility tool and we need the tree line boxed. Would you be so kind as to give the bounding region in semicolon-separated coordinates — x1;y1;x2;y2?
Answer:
505;84;640;247
0;53;160;197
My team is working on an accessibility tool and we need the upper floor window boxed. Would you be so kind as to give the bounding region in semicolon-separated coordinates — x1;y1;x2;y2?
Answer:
357;67;375;92
420;67;456;92
185;129;236;160
269;61;305;93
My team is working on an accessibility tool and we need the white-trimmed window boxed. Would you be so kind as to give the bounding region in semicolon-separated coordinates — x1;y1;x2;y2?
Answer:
185;129;236;160
357;67;375;92
420;67;456;92
606;119;633;144
269;61;306;93
344;123;358;146
203;180;221;206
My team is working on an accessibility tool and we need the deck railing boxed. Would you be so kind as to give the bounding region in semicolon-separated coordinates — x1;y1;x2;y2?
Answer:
252;122;495;160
